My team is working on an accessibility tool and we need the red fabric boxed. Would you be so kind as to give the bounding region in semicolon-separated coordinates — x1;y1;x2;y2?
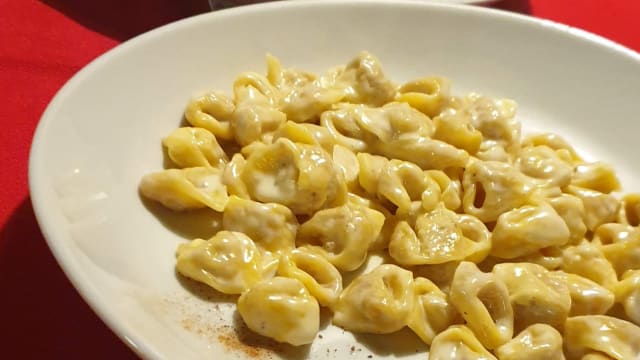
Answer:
0;0;638;357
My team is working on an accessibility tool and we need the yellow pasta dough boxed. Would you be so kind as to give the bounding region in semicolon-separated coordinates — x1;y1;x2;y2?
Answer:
175;231;277;294
429;325;497;360
495;324;565;360
139;52;640;356
237;276;319;346
332;264;414;334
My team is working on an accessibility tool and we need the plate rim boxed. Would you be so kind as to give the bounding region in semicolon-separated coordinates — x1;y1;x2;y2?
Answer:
28;0;640;358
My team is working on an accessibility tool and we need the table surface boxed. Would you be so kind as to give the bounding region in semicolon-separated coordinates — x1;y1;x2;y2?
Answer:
1;0;639;357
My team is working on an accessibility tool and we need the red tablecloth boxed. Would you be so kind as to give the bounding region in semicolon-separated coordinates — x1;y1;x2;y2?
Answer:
1;0;638;357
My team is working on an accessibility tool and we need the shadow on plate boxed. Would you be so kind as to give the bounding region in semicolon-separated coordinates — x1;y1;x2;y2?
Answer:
40;0;210;41
0;197;137;359
354;328;428;357
140;192;224;241
175;271;238;304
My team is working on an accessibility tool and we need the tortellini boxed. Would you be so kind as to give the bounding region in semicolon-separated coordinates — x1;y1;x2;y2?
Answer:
426;169;463;211
432;109;483;154
475;140;511;163
620;193;640;226
397;77;451;118
429;325;497;360
139;166;228;211
277;247;342;307
453;94;520;156
334;51;396;106
547;271;615;316
231;77;287;146
612;270;640;325
389;205;491;265
357;153;434;212
548;194;588;245
521;132;581;162
564;315;640;360
222;195;298;253
571;162;621;194
296;203;385;271
357;153;462;214
140;52;640;354
184;92;235;140
580;353;616;360
596;224;640;277
321;101;468;170
516;145;573;191
379;135;469;171
344;192;396;250
412;261;460;293
506;245;564;271
561;241;618;289
240;138;346;215
176;231;277;294
331;144;360;190
493;263;571;332
272;121;334;152
462;160;535;223
333;264;414;334
491;203;570;259
237;277;319;346
449;262;514;349
567;185;620;231
407;277;459;345
320;101;433;152
266;54;345;123
495;324;565;360
163;127;228;168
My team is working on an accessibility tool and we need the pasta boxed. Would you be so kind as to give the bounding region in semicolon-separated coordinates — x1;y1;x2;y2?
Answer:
296;202;385;271
221;195;298;253
332;264;415;334
564;315;640;359
612;270;640;324
239;137;347;215
494;324;565;360
175;231;278;294
163;127;228;168
140;166;228;211
237;276;320;346
389;205;491;265
184;92;235;140
492;263;571;332
547;271;615;316
462;160;535;223
140;52;640;355
429;325;497;360
490;203;570;259
449;261;514;349
277;246;343;307
407;277;459;345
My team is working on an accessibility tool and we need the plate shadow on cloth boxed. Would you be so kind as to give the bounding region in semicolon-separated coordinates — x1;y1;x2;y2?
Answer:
491;0;531;14
40;0;210;41
38;0;531;42
0;197;137;359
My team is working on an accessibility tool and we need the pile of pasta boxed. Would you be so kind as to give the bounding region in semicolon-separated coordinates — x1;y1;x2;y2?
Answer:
140;52;640;359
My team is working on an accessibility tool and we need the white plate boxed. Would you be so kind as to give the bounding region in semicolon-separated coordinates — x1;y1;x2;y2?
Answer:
29;1;640;359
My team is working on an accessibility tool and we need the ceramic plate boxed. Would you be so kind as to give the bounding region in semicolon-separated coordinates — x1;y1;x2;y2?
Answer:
30;0;640;359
